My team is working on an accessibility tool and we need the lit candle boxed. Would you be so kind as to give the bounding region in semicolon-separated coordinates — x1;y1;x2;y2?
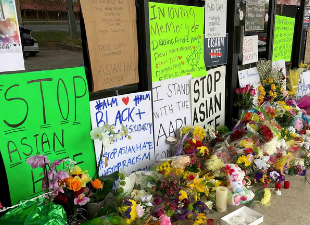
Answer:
284;181;290;189
275;182;281;190
306;130;310;136
216;186;228;212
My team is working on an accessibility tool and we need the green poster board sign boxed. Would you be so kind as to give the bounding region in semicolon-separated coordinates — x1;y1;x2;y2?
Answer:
149;2;206;82
0;67;96;205
273;15;295;62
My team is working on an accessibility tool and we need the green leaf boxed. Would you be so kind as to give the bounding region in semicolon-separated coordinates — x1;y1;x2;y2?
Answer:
96;179;114;201
98;171;119;182
206;182;215;187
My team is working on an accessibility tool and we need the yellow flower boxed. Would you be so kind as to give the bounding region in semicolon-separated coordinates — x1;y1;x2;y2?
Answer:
261;188;271;206
268;91;274;97
280;87;283;92
262;80;267;84
237;155;251;167
260;174;267;183
188;178;207;193
284;136;287;140
179;190;188;202
277;101;286;105
261;90;266;96
118;199;137;224
268;78;274;83
173;168;184;177
291;133;296;138
197;146;209;156
271;84;276;90
289;91;294;96
258;85;264;92
239;140;247;147
193;126;206;141
71;165;87;176
211;180;222;192
74;173;91;187
203;173;215;181
284;105;291;111
273;92;277;97
157;161;172;177
258;95;264;101
194;213;208;225
182;126;191;135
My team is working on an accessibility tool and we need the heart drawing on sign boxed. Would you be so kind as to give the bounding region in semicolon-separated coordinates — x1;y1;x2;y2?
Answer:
122;97;129;105
193;46;196;49
181;61;185;65
178;56;182;60
198;35;201;39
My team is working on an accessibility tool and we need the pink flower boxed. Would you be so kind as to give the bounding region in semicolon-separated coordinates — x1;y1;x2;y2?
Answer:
74;193;90;206
159;214;171;225
240;88;246;94
245;84;251;91
57;170;69;180
26;155;50;169
235;88;241;94
249;89;256;96
50;160;61;171
0;201;3;209
136;204;145;218
52;186;64;197
283;90;288;97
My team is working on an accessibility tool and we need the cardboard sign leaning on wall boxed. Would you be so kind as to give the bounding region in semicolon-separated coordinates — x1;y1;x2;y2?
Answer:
80;0;139;91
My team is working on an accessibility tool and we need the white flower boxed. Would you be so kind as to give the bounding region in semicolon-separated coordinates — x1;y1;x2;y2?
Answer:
262;156;270;162
254;158;269;170
146;182;153;189
101;133;111;148
122;124;129;135
270;171;280;180
136;204;145;218
140;195;153;207
90;127;103;140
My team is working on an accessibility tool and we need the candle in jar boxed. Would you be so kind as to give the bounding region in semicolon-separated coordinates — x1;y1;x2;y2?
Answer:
216;186;228;212
275;182;281;190
306;130;310;136
284;181;290;189
207;219;215;225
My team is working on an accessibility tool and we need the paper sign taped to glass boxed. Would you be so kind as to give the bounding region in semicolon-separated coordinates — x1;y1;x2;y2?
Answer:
0;0;25;72
80;0;139;91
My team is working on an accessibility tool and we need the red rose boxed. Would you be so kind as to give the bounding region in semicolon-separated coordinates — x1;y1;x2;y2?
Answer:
300;130;306;135
195;141;202;147
243;148;253;154
188;174;195;181
56;193;68;204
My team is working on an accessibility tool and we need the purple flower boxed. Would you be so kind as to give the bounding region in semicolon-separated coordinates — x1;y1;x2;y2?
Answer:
286;99;296;107
26;155;50;169
57;170;69;180
255;172;263;180
50;160;61;171
269;171;280;180
52;186;64;197
154;196;163;205
124;199;133;206
123;207;132;219
301;169;307;176
74;193;90;206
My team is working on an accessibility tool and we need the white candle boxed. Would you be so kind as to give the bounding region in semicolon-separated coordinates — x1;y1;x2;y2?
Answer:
216;186;228;212
306;130;310;136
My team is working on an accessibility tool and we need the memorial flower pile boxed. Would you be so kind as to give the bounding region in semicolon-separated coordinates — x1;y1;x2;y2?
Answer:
234;84;256;110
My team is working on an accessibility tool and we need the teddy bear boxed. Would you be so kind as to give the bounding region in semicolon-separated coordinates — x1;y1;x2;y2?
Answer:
223;164;255;206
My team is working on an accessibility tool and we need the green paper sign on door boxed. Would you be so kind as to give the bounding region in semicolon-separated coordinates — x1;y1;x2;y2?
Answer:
149;2;206;82
0;67;96;205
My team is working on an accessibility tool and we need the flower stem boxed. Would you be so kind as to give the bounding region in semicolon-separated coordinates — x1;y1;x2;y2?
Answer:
93;143;104;180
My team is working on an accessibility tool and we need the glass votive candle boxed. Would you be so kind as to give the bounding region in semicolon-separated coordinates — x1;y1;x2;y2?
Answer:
275;182;281;190
284;181;290;189
207;218;215;225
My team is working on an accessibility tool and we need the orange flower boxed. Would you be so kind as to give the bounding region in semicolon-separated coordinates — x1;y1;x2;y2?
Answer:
68;178;82;192
64;176;73;186
91;179;103;189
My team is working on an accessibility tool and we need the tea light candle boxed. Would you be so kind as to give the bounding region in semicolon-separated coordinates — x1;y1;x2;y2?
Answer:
284;181;290;189
216;186;228;212
275;182;281;190
207;219;214;225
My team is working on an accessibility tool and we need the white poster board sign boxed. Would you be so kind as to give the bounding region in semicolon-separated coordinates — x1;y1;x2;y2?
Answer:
191;66;226;129
90;91;155;176
205;0;227;38
297;71;310;99
238;67;261;105
0;0;25;72
152;76;192;161
243;35;258;65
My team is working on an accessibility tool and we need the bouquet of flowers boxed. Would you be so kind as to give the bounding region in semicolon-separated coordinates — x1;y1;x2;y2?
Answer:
257;60;285;105
274;101;299;128
234;84;256;110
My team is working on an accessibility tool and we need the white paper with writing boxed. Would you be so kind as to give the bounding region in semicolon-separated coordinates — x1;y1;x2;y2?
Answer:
205;0;227;38
243;35;258;65
90;91;155;176
191;66;226;129
297;71;310;99
238;67;261;105
152;76;192;161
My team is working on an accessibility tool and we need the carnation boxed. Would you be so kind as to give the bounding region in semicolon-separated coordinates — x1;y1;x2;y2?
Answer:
171;156;191;170
205;155;224;172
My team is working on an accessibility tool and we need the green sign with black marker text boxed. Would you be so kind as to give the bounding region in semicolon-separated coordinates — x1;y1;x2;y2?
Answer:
149;2;206;82
273;15;295;62
0;67;96;205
